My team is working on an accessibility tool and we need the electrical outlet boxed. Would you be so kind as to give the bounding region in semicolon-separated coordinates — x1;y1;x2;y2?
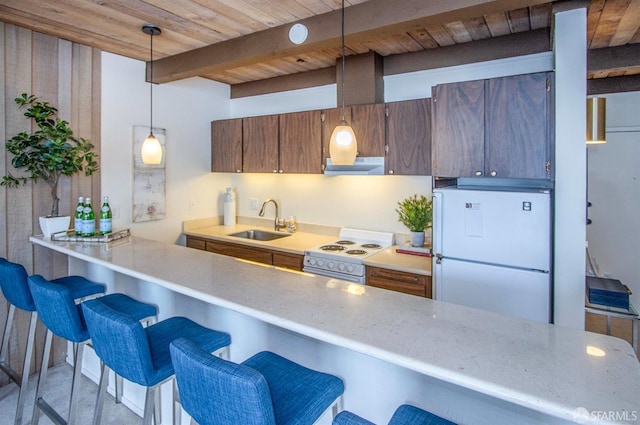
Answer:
249;198;259;210
112;205;120;219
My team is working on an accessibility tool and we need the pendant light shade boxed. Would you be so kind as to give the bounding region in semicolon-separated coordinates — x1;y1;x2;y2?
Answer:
141;24;163;164
586;97;606;144
329;0;357;165
141;134;162;164
329;120;357;164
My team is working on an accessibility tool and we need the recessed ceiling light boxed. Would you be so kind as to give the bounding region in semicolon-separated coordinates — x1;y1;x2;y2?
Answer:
289;23;308;45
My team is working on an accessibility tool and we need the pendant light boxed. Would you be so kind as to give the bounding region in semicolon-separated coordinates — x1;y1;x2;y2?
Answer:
329;0;357;165
141;24;163;164
586;97;606;144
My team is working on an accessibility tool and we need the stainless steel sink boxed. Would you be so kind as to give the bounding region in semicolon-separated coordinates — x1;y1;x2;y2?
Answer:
228;229;291;241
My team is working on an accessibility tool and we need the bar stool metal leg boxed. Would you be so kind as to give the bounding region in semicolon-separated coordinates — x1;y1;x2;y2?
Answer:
32;328;88;425
0;306;38;425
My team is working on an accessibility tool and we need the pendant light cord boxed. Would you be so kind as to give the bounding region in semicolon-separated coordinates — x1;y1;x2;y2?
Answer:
340;0;346;122
149;30;154;136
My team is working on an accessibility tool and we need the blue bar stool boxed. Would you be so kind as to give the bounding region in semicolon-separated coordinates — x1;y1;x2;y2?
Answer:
81;296;231;425
333;404;456;425
27;274;158;425
0;258;105;425
169;337;345;425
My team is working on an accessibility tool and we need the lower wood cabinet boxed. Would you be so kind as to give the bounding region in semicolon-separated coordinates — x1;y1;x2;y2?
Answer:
186;236;303;271
366;266;432;298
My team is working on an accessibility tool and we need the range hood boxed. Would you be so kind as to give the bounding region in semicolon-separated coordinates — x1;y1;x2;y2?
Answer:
324;157;385;175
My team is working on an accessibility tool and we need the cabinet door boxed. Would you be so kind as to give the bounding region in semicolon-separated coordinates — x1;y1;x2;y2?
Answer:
486;72;552;179
211;119;243;173
366;266;431;298
279;110;322;174
205;240;273;264
273;252;304;271
243;115;279;173
186;236;207;250
351;103;386;157
432;80;485;177
386;99;431;175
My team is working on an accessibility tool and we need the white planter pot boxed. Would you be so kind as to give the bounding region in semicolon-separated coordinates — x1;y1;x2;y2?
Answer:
410;231;425;247
39;216;71;237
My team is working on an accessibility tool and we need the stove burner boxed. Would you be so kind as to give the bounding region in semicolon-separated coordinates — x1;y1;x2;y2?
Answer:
361;243;382;249
336;240;355;245
346;249;367;255
320;244;346;251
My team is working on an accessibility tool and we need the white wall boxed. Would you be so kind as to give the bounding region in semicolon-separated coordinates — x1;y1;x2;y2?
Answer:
587;91;640;310
101;52;231;243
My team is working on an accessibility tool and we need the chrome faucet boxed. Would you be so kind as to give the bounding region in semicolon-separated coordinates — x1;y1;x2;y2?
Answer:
259;199;285;231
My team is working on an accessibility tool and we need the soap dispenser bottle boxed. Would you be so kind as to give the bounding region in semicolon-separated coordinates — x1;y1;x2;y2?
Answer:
223;187;236;226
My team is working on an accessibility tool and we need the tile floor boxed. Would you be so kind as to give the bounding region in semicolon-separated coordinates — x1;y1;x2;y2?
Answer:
0;362;142;425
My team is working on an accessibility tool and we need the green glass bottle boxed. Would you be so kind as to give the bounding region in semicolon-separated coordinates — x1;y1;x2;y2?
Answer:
99;196;112;235
74;196;84;235
81;197;95;237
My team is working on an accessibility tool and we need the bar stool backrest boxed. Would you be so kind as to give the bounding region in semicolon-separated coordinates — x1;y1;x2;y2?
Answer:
0;258;35;311
82;298;155;386
27;275;90;343
170;337;276;425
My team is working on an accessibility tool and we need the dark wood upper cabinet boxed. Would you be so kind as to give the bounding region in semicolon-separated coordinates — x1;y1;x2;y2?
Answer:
243;115;279;173
486;72;553;179
432;72;554;180
432;79;485;178
386;98;432;175
211;118;243;173
279;110;322;174
350;103;386;157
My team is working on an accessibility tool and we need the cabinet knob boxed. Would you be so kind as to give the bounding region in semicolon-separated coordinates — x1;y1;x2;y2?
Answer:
490;170;497;177
475;170;482;176
236;169;241;173
279;169;284;173
273;170;278;173
389;170;394;175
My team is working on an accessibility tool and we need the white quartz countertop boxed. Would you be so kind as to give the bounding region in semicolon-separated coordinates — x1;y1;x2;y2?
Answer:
30;235;640;424
183;219;431;275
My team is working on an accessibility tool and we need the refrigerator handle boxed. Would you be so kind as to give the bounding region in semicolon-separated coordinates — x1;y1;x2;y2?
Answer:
435;253;443;264
432;191;443;257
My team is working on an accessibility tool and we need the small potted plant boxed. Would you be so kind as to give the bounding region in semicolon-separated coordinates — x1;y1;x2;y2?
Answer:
396;194;432;246
1;93;99;236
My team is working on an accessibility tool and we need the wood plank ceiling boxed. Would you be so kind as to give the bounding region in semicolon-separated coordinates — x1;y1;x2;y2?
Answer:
0;0;638;87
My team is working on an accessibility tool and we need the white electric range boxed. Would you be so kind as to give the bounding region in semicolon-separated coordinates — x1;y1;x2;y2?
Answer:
303;228;395;284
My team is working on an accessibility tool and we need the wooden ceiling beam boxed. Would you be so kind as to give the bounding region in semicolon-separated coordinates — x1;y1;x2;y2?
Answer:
384;28;551;76
587;74;640;95
588;44;640;74
152;0;554;83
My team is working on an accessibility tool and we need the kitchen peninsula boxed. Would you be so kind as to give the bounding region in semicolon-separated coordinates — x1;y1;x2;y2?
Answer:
30;235;640;425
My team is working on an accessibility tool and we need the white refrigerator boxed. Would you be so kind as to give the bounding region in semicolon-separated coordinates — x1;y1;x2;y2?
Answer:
432;187;552;323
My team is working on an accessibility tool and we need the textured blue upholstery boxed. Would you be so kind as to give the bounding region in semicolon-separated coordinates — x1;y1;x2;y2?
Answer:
0;258;105;312
170;337;344;425
332;411;376;425
28;275;158;343
333;404;456;425
82;297;230;387
0;258;36;311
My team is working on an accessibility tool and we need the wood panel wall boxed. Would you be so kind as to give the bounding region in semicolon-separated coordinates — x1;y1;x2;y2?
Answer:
0;23;101;386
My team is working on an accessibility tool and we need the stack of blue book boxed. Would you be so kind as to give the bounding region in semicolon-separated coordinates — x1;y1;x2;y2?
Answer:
586;276;631;310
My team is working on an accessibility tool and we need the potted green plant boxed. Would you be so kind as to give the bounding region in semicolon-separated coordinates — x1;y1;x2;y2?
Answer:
396;194;432;246
1;93;99;236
